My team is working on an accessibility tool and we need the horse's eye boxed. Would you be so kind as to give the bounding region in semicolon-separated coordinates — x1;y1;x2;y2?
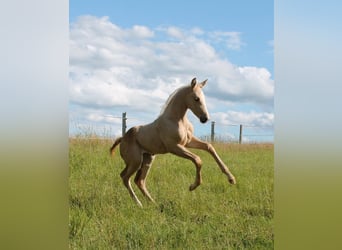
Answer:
194;97;200;102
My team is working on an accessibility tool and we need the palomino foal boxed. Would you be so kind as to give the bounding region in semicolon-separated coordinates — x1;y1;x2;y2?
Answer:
110;78;236;207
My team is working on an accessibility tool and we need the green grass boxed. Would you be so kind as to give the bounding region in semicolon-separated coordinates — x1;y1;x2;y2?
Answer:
69;138;273;249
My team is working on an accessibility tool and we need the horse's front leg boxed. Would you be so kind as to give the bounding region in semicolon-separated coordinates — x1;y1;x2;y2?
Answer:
186;137;236;184
169;144;203;191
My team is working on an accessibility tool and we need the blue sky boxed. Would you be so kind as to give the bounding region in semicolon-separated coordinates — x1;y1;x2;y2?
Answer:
69;0;274;141
70;0;273;73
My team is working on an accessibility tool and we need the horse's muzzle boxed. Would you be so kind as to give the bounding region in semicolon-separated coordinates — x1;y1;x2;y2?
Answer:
200;116;208;123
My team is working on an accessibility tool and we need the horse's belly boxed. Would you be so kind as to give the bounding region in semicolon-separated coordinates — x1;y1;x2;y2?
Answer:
141;138;168;154
136;126;168;154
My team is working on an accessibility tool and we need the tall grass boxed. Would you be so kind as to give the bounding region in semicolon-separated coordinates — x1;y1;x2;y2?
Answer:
69;138;273;249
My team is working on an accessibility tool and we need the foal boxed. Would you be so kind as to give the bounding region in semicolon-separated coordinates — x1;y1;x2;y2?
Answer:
110;78;236;207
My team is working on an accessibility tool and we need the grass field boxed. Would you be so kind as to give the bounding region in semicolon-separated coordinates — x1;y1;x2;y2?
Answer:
69;138;273;249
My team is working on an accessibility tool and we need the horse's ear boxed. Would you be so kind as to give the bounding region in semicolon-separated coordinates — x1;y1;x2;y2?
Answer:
191;78;197;88
200;79;208;88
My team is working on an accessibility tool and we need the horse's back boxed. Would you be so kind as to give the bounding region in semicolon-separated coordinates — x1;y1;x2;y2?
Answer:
121;116;194;156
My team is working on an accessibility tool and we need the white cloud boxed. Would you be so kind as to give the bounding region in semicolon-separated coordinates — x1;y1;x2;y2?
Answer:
191;27;204;36
131;25;154;38
209;31;245;50
212;111;274;127
69;16;274;136
166;26;184;39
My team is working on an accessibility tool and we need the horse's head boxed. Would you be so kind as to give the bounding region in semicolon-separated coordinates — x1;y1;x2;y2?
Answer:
187;78;210;123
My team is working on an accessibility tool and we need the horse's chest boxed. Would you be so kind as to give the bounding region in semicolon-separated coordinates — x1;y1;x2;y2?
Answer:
157;119;193;146
177;124;192;145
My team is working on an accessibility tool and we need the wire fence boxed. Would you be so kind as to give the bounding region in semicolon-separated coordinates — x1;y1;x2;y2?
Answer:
203;122;273;143
70;112;274;144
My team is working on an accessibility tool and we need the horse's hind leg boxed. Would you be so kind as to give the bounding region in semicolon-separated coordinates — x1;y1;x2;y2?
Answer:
134;153;155;203
121;154;143;207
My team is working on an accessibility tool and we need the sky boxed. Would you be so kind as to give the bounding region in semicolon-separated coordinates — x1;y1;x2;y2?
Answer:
69;0;274;142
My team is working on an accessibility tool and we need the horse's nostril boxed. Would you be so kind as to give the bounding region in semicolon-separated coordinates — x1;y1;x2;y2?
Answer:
200;116;208;123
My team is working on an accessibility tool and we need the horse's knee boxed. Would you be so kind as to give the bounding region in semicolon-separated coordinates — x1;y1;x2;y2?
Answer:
194;155;202;168
207;143;215;152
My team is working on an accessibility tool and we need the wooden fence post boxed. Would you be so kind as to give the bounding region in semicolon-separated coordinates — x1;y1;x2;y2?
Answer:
122;112;127;136
211;121;215;142
239;124;243;144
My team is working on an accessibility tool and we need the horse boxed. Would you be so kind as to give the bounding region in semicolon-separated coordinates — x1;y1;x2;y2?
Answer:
110;78;236;207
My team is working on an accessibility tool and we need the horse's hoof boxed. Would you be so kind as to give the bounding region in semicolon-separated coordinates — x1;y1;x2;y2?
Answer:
228;176;236;185
189;184;198;191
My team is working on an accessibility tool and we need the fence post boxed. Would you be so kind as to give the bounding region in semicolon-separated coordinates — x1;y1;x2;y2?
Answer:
211;121;215;142
122;112;127;136
239;124;243;144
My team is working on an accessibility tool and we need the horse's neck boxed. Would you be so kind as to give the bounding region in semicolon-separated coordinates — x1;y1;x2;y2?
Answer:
161;89;188;122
